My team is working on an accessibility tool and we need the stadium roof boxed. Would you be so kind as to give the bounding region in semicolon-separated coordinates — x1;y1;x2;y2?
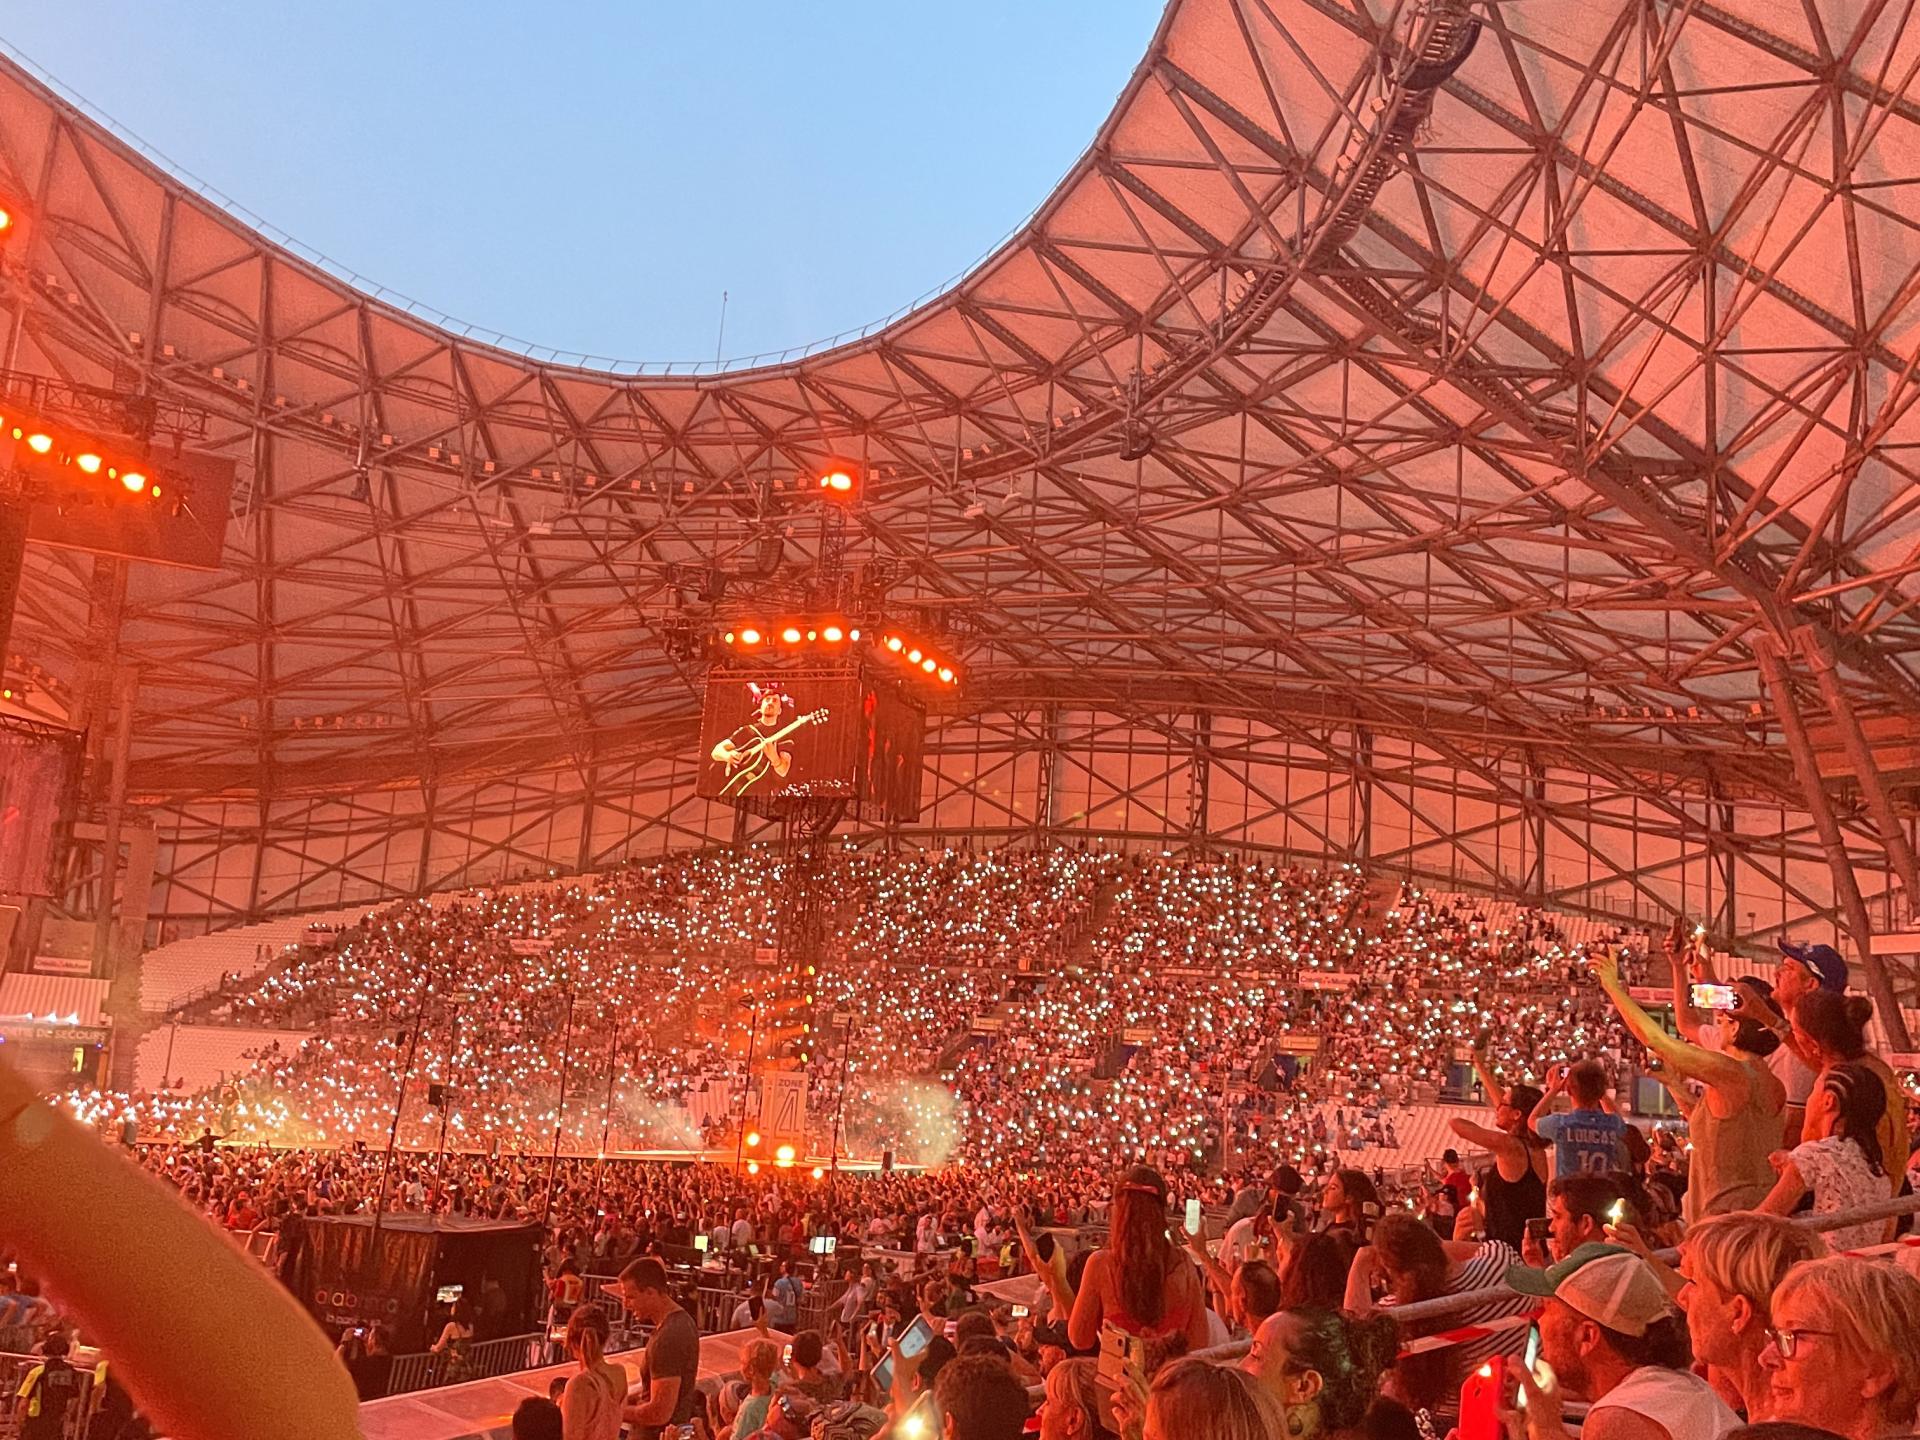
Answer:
5;0;1920;814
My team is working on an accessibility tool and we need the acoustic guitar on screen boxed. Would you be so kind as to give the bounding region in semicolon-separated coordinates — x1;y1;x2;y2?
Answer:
711;707;830;796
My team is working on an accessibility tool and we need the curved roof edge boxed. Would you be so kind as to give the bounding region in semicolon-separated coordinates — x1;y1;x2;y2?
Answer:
0;9;1179;381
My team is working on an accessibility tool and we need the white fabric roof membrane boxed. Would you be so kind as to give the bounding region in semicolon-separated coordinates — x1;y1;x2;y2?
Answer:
3;0;1918;812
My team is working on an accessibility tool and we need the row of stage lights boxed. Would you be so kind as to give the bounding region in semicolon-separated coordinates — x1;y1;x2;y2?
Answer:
5;412;165;502
717;621;961;685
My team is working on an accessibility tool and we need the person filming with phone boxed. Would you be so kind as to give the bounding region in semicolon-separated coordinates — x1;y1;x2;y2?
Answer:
1503;1246;1740;1440
1589;944;1784;1223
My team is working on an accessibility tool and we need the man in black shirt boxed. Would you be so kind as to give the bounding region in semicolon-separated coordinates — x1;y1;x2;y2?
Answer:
616;1258;700;1440
13;1333;80;1440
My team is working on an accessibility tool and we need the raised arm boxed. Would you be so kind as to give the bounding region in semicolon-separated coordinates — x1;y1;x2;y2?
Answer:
1448;1115;1524;1168
1589;948;1752;1103
1669;946;1713;1044
1470;1047;1506;1107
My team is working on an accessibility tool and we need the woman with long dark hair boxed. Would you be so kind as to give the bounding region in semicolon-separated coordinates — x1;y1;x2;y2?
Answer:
1344;1211;1532;1412
1315;1170;1383;1245
1758;1061;1890;1253
1064;1165;1211;1352
1791;991;1910;1191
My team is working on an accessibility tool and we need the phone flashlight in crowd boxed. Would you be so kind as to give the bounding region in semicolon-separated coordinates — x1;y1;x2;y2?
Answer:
1607;1198;1627;1226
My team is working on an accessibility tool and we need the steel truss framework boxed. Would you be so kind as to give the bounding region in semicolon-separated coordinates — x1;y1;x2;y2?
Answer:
2;1;1920;982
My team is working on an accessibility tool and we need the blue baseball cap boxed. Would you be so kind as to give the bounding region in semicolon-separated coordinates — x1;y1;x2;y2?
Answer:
1778;940;1848;993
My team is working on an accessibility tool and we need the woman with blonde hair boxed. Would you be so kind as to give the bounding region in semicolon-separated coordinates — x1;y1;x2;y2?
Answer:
1676;1212;1829;1420
1138;1356;1286;1440
1760;1255;1920;1440
558;1304;626;1440
726;1337;781;1439
1038;1357;1118;1440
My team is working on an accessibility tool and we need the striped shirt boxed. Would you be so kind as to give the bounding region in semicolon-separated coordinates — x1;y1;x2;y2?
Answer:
1382;1239;1531;1387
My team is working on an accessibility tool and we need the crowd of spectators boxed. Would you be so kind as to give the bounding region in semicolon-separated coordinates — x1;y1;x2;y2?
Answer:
11;847;1920;1440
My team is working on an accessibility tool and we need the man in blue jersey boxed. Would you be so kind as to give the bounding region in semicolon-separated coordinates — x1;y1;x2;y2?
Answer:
1532;1058;1628;1180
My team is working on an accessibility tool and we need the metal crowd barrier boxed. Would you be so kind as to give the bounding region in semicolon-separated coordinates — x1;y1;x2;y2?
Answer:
1191;1190;1920;1365
382;1331;546;1398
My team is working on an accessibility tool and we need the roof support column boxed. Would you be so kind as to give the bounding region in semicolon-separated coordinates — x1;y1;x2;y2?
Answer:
1189;711;1212;856
1795;624;1920;922
576;766;598;875
1755;638;1912;1049
1526;750;1548;901
1354;727;1374;866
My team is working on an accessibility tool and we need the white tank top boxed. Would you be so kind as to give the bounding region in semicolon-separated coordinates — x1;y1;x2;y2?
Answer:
1585;1366;1741;1440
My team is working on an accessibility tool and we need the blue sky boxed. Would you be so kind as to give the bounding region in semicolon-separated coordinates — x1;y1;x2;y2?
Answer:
3;3;1165;363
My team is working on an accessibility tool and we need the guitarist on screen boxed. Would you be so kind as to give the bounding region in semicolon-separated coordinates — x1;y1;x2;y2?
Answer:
710;690;829;797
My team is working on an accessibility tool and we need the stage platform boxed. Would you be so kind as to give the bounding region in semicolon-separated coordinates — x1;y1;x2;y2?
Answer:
359;1326;788;1440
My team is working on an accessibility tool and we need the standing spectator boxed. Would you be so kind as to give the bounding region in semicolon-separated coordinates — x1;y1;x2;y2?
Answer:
1314;1170;1383;1248
430;1297;475;1382
770;1262;803;1328
1790;992;1911;1195
1449;1050;1548;1250
1672;927;1820;1149
615;1259;700;1440
1509;1246;1740;1440
1589;946;1784;1223
12;1332;81;1440
335;1323;394;1402
1757;1062;1890;1253
1533;1060;1628;1180
1055;1167;1210;1353
1759;1256;1920;1440
559;1306;625;1440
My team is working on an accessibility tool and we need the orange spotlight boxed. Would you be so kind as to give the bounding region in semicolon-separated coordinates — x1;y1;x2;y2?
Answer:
849;628;861;642
0;208;11;232
885;636;903;653
74;452;102;474
25;432;52;454
907;648;922;664
747;1160;761;1175
811;1166;825;1180
806;629;817;641
822;625;843;643
819;468;855;494
121;471;146;493
781;626;802;644
745;1130;761;1149
938;667;954;683
723;632;737;645
921;657;936;673
740;628;762;645
776;1143;796;1167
